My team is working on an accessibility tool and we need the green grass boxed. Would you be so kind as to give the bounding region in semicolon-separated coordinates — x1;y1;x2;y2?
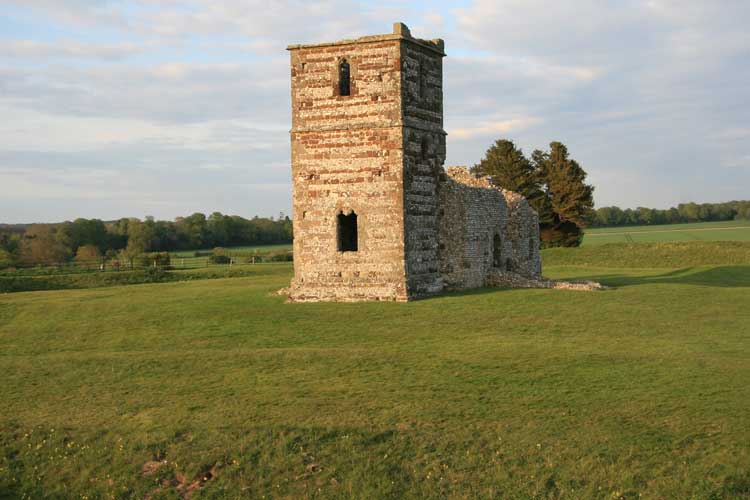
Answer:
170;243;292;258
583;220;750;246
1;245;750;498
0;264;290;293
543;241;750;268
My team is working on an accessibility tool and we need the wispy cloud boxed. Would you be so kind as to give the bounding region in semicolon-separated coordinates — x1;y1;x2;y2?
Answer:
0;0;749;222
450;117;541;140
722;155;750;169
0;40;144;60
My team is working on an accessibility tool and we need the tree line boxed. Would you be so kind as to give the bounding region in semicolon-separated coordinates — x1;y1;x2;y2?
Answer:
592;201;750;227
0;212;293;267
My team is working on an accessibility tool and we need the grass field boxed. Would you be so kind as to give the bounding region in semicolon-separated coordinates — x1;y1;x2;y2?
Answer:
0;264;292;293
583;220;750;246
1;244;750;498
170;244;292;258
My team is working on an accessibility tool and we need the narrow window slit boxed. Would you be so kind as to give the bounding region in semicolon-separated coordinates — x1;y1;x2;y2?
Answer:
339;59;350;96
337;211;358;252
492;234;503;268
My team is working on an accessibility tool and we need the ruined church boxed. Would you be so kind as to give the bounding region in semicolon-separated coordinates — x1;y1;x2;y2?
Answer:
285;23;542;302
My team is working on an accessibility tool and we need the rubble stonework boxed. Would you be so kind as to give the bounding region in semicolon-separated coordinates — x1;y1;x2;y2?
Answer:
438;167;541;291
284;23;546;302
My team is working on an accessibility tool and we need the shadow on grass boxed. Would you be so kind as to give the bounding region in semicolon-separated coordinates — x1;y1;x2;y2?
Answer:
427;265;750;299
438;266;750;296
420;286;518;300
569;265;750;288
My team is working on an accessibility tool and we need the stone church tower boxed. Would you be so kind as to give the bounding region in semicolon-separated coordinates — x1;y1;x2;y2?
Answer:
286;23;542;302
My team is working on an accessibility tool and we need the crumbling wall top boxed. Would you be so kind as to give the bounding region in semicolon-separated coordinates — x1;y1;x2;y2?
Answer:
287;22;445;56
445;166;530;208
445;166;494;189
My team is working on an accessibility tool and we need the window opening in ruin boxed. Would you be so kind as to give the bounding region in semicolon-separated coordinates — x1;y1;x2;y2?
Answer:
339;59;351;96
529;237;535;259
492;234;503;268
337;211;358;252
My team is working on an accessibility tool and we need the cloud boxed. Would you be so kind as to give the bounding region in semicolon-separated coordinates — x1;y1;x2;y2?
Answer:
0;59;290;124
0;133;293;221
0;40;144;60
450;117;541;140
0;161;293;222
722;155;750;169
714;128;750;141
1;0;749;222
444;0;750;209
3;0;131;30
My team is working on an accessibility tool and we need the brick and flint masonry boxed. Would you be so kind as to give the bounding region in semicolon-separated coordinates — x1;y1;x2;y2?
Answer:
285;23;542;302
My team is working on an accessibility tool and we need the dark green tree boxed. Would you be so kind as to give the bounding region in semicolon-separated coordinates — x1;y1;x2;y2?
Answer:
471;139;544;207
530;142;595;247
475;139;594;247
62;218;109;252
208;212;231;247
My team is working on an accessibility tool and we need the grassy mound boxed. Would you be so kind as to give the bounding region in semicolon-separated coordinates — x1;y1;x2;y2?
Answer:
543;241;750;268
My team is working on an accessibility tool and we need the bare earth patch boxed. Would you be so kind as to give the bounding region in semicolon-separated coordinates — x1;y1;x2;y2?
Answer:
142;459;218;499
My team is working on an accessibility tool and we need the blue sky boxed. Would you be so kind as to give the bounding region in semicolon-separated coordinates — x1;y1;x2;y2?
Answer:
1;0;748;223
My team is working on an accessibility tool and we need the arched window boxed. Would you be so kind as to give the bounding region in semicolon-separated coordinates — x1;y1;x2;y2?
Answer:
338;59;350;97
337;211;357;252
492;234;503;268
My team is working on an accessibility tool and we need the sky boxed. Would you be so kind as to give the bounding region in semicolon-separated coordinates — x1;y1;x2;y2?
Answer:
1;0;748;223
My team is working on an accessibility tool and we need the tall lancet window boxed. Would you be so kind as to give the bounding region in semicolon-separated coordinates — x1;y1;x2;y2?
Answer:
339;59;351;96
493;234;503;268
337;211;358;252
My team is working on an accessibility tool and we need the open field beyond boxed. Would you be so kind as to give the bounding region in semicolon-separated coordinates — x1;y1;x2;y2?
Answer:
169;244;293;258
583;220;750;246
1;244;750;498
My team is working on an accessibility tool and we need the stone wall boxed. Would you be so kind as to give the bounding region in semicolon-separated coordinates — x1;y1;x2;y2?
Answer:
400;37;446;297
288;125;408;301
437;167;541;291
286;24;447;302
284;24;542;302
501;190;542;278
287;34;408;301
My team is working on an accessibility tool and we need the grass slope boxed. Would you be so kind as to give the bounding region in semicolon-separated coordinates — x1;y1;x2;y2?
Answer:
583;220;750;246
1;248;750;498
